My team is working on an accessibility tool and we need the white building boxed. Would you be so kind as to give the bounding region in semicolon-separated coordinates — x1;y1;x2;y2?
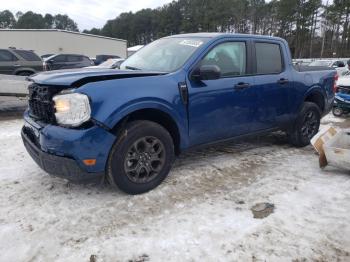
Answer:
0;29;127;58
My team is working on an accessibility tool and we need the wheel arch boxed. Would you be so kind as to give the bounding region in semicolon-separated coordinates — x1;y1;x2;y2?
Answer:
110;107;183;155
303;88;326;113
14;68;36;75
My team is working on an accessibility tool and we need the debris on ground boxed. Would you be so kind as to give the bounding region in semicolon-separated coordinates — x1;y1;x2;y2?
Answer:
311;126;338;167
251;202;275;219
323;131;350;170
312;126;350;170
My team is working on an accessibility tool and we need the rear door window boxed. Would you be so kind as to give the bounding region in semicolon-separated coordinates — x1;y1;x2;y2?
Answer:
67;55;83;62
255;43;283;74
0;50;18;62
13;50;41;61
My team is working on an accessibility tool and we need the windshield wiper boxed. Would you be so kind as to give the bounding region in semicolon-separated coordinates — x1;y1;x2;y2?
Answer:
125;66;141;70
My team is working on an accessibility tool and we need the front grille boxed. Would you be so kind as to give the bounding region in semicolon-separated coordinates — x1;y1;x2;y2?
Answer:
28;84;62;124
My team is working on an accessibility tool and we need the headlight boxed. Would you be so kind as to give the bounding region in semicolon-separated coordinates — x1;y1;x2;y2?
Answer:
53;93;91;127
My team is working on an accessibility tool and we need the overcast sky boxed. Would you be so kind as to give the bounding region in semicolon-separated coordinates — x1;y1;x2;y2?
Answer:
2;0;172;31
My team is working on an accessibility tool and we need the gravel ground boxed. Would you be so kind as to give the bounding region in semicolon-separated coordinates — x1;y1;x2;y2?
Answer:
0;115;350;262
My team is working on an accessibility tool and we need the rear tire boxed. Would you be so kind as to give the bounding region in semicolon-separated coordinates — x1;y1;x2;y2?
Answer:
332;107;343;117
289;102;321;147
107;120;175;195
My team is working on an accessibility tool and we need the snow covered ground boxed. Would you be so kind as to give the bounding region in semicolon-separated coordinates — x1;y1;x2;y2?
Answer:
0;115;350;262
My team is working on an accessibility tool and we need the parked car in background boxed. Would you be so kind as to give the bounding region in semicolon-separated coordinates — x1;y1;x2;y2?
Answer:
308;59;348;76
41;54;55;60
90;58;97;65
22;33;337;195
0;48;43;76
43;54;94;71
86;58;125;69
293;60;312;66
94;55;120;65
308;59;346;68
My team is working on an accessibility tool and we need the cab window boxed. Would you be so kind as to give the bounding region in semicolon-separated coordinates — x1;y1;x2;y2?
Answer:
201;42;246;77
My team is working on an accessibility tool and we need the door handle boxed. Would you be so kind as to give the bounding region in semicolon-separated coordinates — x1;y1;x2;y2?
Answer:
277;78;289;85
234;82;250;90
13;64;21;67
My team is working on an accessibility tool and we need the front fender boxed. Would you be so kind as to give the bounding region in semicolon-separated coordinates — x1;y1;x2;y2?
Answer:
107;98;186;130
76;72;189;148
101;98;188;149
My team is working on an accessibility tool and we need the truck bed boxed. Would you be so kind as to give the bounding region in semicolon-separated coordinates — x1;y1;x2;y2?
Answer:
293;65;335;72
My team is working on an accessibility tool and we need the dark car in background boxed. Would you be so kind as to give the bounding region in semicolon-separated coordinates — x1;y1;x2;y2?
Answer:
0;48;43;76
41;54;55;60
94;54;120;65
43;54;94;71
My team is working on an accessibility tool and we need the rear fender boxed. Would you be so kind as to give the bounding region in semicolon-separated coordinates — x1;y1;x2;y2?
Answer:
301;85;327;114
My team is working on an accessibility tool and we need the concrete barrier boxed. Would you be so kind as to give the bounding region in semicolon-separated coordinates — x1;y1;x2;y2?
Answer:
0;74;30;96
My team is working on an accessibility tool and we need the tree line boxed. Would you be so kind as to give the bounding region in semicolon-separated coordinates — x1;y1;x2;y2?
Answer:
1;0;349;59
84;0;350;59
0;10;78;32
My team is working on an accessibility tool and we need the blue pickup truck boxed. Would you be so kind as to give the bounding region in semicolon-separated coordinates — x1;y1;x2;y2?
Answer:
22;33;337;194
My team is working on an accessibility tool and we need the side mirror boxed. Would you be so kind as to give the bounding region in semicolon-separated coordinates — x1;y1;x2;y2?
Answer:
192;65;221;81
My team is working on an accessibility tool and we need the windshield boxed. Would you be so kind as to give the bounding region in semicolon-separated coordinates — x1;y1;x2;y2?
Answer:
309;60;332;67
120;37;209;72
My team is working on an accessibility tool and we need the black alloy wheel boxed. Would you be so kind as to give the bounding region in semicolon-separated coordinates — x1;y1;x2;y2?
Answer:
124;136;166;184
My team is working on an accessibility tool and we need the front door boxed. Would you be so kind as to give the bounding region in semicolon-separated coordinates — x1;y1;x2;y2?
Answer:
187;41;258;146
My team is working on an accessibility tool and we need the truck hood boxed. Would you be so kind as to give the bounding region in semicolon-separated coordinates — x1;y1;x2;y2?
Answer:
29;68;167;86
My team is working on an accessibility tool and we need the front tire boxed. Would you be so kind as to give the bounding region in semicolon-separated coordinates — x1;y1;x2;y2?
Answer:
289;102;321;147
107;120;175;194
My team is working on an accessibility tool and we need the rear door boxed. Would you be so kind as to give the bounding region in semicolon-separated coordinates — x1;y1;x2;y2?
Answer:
250;41;292;131
0;50;20;75
188;40;258;146
66;55;83;68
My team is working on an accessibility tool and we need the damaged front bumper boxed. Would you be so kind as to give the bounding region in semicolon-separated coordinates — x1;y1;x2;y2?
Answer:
22;110;116;183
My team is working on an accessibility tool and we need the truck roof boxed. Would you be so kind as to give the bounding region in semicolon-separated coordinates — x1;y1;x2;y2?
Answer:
167;32;284;41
